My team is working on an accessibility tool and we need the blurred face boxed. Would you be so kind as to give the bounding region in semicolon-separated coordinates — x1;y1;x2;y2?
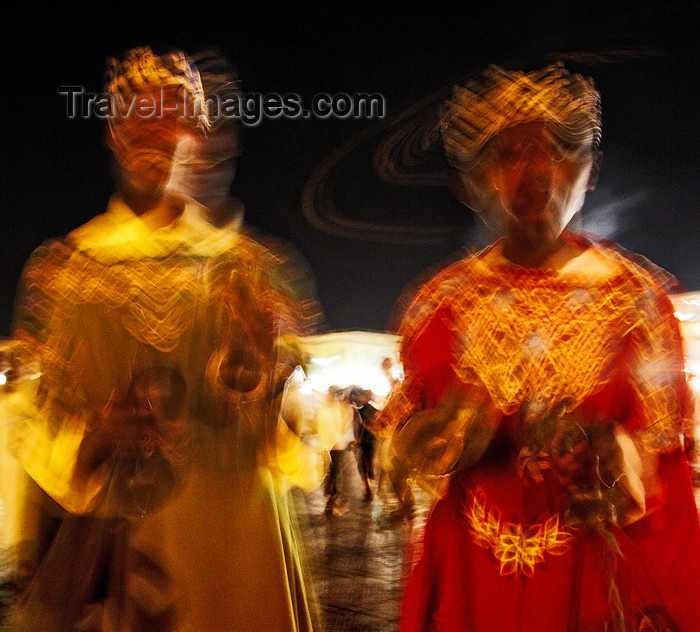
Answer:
458;121;597;246
169;125;239;206
108;89;192;196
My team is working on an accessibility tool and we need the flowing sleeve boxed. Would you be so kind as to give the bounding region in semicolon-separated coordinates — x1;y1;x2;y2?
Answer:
577;263;694;526
622;274;690;454
372;260;446;433
373;261;503;493
204;241;326;491
373;255;485;438
617;269;700;631
261;256;330;491
6;241;114;515
373;302;459;438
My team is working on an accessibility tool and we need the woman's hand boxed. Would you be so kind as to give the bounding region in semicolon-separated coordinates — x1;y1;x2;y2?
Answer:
78;368;188;472
390;385;501;476
77;399;149;473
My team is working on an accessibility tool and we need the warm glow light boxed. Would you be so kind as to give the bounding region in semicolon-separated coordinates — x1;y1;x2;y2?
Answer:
298;380;314;395
310;356;341;367
300;331;402;398
303;366;393;397
685;362;700;381
685;323;700;340
288;365;307;388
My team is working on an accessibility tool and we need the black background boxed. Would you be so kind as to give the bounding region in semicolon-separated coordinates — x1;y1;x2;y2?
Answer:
2;1;698;334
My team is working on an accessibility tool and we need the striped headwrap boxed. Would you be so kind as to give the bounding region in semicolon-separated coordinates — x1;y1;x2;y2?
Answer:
104;46;209;133
442;63;601;168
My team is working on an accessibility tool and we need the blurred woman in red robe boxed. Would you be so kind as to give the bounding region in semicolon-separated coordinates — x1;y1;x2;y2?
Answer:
376;64;700;631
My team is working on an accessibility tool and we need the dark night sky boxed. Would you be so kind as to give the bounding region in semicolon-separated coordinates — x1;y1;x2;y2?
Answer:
2;1;698;335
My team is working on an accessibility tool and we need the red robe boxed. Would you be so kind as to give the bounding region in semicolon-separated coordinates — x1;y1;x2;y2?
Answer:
378;235;700;632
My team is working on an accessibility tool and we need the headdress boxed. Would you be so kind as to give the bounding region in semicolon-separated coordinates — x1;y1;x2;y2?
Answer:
104;46;209;133
442;63;601;168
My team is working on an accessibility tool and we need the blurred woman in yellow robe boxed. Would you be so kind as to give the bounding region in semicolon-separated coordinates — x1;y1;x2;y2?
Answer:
1;46;321;632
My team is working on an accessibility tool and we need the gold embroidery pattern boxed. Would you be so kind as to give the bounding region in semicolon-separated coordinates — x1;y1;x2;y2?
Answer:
398;240;688;453
465;492;573;577
18;241;205;353
16;237;307;354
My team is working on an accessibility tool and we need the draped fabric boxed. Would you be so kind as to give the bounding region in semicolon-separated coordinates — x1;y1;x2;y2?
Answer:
378;232;700;631
1;195;322;631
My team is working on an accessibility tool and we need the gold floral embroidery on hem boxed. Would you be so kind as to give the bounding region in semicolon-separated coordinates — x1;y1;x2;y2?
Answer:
465;492;573;577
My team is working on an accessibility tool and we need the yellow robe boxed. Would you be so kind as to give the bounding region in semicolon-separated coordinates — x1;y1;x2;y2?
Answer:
3;195;320;631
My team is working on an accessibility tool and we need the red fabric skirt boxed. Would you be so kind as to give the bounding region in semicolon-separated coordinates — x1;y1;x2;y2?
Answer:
401;456;699;632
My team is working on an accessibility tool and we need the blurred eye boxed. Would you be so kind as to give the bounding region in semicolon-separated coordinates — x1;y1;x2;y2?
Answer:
549;142;568;162
561;144;592;163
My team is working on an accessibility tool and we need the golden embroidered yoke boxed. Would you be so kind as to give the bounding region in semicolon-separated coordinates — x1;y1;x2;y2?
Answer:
384;239;687;449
